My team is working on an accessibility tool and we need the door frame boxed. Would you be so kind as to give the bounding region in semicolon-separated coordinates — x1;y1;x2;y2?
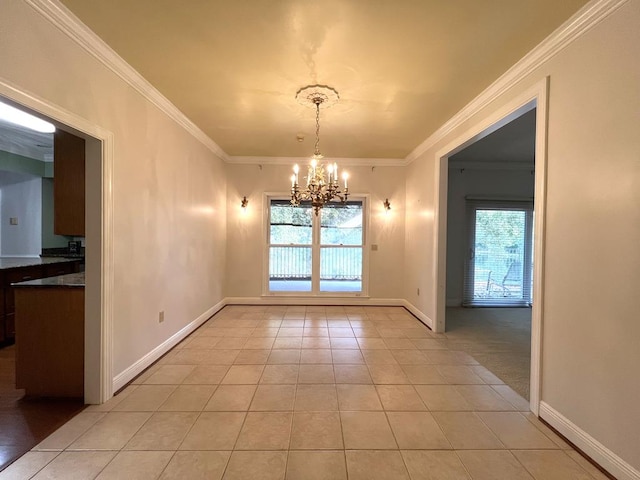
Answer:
0;79;114;404
433;77;549;414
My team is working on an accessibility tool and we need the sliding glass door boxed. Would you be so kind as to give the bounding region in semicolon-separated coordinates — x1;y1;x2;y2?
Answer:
463;200;534;306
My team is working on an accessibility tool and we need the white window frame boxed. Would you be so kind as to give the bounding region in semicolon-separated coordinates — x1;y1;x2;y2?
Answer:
263;193;370;297
463;198;534;307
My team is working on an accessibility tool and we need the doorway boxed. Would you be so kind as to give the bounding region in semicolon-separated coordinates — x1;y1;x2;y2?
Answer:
445;109;536;401
433;78;549;413
0;84;114;406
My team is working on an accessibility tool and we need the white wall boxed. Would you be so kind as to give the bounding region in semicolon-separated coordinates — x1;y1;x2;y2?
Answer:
446;167;535;305
0;171;42;256
226;163;405;301
405;0;640;474
0;1;227;378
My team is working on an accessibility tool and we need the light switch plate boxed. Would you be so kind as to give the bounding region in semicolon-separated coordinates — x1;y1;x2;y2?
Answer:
9;217;18;225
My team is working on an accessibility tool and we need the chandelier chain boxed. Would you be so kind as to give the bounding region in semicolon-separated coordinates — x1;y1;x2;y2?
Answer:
314;99;321;156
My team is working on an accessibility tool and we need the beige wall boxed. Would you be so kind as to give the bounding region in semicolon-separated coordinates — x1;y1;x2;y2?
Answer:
0;1;227;377
226;163;405;300
2;0;639;473
405;0;640;471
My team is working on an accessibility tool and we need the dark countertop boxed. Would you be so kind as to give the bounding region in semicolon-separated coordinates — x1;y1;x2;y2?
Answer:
0;257;82;270
13;272;85;288
39;253;85;259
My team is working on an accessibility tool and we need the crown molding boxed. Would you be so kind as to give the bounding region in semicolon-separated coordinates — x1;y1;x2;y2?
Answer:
405;0;629;165
24;0;230;163
228;156;405;167
23;0;627;167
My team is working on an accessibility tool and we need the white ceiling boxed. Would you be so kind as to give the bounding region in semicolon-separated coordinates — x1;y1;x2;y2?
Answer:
56;0;589;160
0;120;53;162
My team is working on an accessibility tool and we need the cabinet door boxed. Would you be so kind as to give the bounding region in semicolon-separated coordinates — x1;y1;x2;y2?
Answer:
54;130;85;236
4;266;44;342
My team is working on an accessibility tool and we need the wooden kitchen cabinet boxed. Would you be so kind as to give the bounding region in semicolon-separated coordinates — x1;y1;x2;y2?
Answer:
54;130;85;236
0;260;81;345
3;265;43;341
15;286;84;397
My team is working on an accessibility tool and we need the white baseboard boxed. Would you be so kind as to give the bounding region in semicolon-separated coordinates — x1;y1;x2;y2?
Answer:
402;300;433;330
112;299;226;392
225;296;405;306
540;401;640;480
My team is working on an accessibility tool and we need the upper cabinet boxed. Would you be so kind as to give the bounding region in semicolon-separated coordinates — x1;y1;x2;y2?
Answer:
54;130;85;236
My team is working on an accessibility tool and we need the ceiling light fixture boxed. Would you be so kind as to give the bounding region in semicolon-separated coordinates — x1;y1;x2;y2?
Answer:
0;101;56;133
290;84;348;215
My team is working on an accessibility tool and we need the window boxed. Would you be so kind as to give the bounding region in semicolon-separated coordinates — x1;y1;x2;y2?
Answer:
267;197;367;295
463;199;534;306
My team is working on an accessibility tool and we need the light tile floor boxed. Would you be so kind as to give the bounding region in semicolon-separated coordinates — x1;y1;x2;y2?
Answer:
0;306;610;480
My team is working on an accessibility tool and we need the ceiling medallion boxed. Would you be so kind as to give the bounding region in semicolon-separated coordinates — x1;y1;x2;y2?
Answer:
290;85;348;215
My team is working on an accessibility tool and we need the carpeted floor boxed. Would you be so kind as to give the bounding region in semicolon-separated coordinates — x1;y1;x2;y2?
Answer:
443;307;531;400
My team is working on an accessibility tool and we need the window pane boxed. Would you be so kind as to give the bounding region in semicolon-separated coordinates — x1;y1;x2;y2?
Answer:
270;200;312;245
473;209;526;301
320;202;363;245
269;246;311;292
320;246;362;292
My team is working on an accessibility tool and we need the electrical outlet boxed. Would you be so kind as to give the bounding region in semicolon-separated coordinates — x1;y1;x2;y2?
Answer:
9;217;18;225
158;311;165;323
417;288;420;296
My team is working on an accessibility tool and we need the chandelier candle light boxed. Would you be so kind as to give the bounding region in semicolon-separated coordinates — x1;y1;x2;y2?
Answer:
290;84;349;215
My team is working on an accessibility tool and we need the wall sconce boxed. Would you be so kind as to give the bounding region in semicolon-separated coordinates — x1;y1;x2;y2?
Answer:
383;198;391;211
241;196;249;209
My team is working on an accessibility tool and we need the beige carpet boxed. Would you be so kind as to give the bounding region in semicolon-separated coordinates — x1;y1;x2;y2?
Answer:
443;307;531;399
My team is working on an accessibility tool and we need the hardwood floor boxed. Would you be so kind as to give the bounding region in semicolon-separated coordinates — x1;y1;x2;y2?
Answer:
0;345;84;472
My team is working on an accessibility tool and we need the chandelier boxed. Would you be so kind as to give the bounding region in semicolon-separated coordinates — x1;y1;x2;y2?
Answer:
290;84;349;215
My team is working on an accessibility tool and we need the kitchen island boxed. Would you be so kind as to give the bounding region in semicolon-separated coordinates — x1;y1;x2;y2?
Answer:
0;257;82;345
13;271;85;398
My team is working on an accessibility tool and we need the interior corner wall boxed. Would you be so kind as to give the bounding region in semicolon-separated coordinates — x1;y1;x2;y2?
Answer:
225;163;406;301
446;168;535;306
0;172;42;256
404;1;640;473
0;1;227;378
